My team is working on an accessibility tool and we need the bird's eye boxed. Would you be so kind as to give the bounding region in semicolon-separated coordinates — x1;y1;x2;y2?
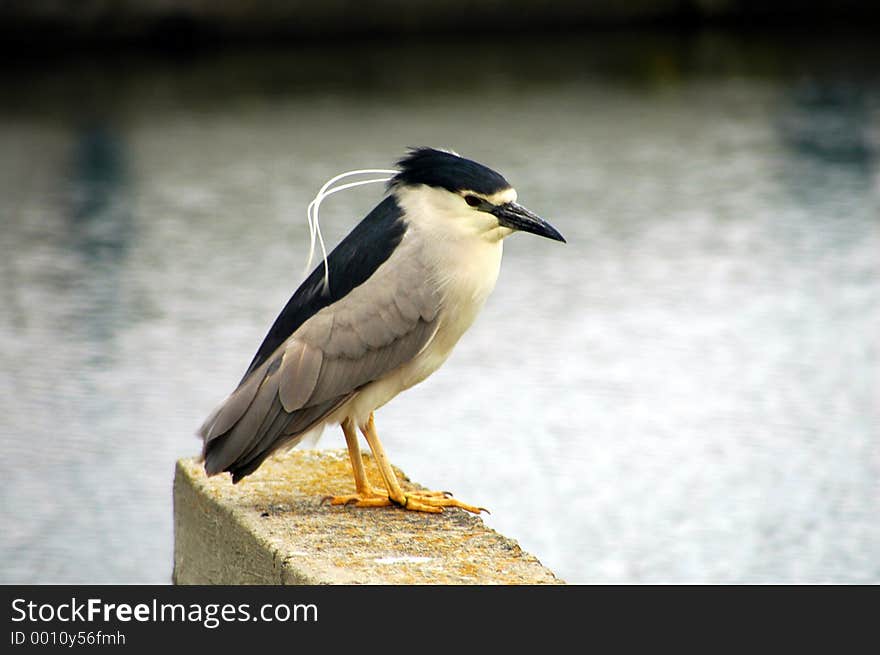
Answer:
464;195;482;207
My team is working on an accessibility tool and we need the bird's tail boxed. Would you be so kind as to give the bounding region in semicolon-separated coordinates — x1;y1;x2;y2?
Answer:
198;364;351;483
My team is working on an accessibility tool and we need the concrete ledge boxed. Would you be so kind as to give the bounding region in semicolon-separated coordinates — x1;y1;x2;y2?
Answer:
173;449;562;585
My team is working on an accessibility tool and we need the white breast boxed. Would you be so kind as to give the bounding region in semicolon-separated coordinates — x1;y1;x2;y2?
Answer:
339;185;509;427
397;184;509;366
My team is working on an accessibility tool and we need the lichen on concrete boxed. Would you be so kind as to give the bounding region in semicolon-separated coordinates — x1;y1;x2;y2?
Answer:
173;449;562;585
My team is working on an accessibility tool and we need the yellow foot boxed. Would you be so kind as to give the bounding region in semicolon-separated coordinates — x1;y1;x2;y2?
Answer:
324;491;392;508
399;491;487;515
324;490;486;514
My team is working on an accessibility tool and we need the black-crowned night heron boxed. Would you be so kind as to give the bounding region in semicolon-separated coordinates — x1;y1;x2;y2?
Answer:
198;147;565;513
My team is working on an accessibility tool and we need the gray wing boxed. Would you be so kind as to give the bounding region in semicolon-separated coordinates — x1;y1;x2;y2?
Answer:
200;240;441;482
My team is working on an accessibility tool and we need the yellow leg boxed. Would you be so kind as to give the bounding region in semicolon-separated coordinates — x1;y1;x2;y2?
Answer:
326;418;391;507
360;412;486;515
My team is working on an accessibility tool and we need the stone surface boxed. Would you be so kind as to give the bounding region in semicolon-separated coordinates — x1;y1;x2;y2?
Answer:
173;449;562;585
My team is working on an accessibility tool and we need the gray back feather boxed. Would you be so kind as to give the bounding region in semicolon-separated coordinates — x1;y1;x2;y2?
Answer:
200;233;441;481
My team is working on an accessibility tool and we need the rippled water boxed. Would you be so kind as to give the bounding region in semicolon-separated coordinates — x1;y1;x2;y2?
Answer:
2;31;878;583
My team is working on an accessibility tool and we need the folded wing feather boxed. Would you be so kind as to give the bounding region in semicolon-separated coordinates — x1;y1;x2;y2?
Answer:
201;239;441;481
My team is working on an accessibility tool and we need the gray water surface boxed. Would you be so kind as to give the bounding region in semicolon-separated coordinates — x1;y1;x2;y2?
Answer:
2;32;879;583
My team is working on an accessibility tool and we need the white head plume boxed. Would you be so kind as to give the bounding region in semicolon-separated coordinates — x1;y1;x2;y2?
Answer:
305;168;398;293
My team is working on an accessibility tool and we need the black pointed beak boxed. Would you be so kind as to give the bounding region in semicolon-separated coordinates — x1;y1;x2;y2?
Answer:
492;202;566;243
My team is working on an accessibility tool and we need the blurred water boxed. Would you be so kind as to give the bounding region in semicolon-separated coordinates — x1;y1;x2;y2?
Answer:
1;31;878;584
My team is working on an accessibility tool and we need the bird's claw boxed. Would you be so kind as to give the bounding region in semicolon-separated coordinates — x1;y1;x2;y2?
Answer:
324;490;485;515
396;491;486;515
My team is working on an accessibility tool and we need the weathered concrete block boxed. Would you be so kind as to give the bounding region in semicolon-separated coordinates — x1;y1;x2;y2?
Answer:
173;449;562;585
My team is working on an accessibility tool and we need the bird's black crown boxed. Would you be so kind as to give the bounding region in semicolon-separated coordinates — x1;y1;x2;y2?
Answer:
390;147;511;195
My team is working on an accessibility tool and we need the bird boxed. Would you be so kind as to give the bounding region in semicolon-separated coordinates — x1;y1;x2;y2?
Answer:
198;147;565;514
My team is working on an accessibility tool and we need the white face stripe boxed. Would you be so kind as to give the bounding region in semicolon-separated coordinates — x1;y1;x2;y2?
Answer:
396;184;514;243
459;187;518;205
